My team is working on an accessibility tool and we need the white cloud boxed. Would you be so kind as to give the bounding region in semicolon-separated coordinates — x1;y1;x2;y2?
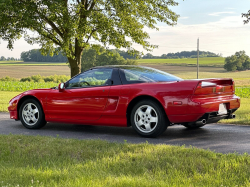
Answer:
139;16;250;57
208;11;235;16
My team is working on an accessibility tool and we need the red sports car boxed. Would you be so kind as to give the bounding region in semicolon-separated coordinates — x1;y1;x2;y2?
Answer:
8;66;240;137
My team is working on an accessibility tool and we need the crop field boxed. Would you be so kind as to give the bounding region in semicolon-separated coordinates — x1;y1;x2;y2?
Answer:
0;60;23;63
0;65;70;78
0;61;66;66
0;81;58;92
137;57;225;66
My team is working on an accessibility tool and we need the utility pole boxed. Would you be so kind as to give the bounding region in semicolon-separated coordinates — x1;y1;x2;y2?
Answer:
197;38;199;79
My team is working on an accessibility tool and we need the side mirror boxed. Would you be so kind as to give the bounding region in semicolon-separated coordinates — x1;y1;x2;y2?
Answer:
58;83;65;92
105;79;113;86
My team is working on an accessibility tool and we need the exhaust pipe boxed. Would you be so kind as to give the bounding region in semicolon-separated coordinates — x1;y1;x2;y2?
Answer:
227;114;236;119
195;119;206;125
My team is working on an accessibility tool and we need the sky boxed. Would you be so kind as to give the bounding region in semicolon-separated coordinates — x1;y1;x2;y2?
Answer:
0;0;250;58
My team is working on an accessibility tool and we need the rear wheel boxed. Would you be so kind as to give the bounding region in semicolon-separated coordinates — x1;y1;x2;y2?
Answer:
19;99;47;129
130;100;168;138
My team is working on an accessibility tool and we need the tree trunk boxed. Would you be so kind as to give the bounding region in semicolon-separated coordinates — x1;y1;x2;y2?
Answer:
68;58;80;78
68;43;84;77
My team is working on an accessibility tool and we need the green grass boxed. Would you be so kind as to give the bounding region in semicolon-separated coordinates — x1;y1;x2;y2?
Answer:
0;134;250;187
0;91;21;111
137;57;225;66
235;87;250;98
220;98;250;125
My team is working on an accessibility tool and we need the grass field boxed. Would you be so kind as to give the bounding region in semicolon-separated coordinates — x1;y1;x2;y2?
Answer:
137;57;225;66
1;58;225;66
0;63;249;86
1;134;250;186
0;91;21;111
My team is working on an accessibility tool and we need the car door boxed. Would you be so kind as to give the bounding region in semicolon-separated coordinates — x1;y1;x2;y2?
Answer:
47;68;113;121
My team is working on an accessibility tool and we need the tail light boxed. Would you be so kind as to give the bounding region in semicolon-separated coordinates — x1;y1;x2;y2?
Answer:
194;82;216;95
194;80;234;95
232;80;235;92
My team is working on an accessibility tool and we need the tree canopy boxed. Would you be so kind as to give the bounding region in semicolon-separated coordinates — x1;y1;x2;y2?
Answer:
0;0;179;77
242;10;250;24
224;51;250;71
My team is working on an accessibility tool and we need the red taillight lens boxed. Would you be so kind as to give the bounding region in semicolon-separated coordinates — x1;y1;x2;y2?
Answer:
194;82;216;95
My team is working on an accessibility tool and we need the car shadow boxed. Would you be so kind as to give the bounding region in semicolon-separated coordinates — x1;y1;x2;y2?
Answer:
8;121;250;154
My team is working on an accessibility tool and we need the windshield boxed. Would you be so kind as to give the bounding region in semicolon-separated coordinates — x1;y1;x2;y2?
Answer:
121;66;182;83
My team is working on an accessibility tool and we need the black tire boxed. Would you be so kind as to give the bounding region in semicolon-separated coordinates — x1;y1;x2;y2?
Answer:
19;99;47;129
130;100;168;138
182;123;205;129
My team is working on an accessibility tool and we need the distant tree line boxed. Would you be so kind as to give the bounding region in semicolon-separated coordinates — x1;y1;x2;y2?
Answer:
224;51;250;71
21;49;67;62
0;56;20;61
20;48;136;62
142;51;220;59
20;49;222;63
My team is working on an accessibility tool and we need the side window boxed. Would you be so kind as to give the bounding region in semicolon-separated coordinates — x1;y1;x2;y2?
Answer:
124;70;140;81
66;69;113;88
121;69;149;84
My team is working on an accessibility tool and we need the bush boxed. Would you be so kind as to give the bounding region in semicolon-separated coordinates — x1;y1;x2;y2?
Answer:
224;51;250;71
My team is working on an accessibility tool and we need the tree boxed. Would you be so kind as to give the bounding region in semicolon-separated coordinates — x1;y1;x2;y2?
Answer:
0;0;179;77
111;49;138;59
81;45;137;72
242;10;250;24
224;51;250;71
0;56;6;61
142;53;154;59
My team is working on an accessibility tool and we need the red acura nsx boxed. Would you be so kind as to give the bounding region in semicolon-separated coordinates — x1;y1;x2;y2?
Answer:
8;66;240;137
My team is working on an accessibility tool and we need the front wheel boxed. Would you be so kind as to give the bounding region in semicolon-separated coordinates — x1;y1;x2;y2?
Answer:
19;99;47;129
130;100;168;138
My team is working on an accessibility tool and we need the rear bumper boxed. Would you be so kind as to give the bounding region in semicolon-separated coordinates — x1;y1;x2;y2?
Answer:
168;95;240;123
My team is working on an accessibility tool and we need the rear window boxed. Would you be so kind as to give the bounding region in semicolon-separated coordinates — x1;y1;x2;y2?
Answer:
122;66;182;83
